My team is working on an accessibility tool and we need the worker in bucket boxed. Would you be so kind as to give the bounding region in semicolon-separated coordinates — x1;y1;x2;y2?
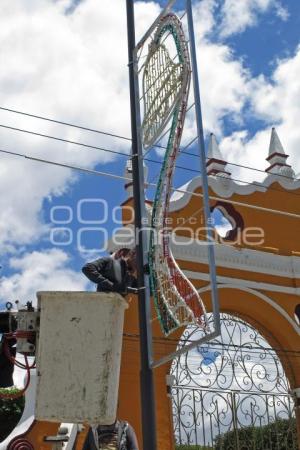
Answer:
83;420;139;450
82;248;137;295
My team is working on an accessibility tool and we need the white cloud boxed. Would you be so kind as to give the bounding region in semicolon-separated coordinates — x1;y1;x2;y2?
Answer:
274;3;289;21
216;217;234;238
0;0;250;250
0;157;73;249
220;129;270;182
0;248;88;305
218;46;300;181
219;0;288;38
0;0;159;250
192;0;218;39
177;2;252;140
0;0;297;254
195;42;250;134
0;246;92;389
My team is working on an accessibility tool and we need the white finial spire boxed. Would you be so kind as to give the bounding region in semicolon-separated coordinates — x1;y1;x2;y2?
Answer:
266;128;294;178
206;133;230;177
207;133;223;160
268;127;285;157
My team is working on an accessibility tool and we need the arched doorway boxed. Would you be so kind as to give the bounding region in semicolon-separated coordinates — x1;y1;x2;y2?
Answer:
171;313;298;449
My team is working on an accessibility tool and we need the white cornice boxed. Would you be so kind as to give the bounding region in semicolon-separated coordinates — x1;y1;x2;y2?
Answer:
171;236;300;280
170;173;300;207
184;270;300;296
107;229;300;281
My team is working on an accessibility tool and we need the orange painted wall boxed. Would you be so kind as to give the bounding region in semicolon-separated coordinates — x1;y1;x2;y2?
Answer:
117;179;300;449
22;179;300;450
117;295;177;450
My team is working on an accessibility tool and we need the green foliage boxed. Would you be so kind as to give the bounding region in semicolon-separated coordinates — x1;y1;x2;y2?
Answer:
0;388;25;442
214;417;297;450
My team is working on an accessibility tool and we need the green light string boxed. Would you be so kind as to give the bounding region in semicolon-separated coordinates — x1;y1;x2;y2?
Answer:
148;15;188;335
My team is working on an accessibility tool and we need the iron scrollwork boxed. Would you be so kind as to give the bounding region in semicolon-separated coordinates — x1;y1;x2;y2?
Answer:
171;314;298;449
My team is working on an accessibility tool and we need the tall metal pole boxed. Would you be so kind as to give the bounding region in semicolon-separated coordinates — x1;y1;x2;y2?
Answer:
186;0;220;334
126;1;157;449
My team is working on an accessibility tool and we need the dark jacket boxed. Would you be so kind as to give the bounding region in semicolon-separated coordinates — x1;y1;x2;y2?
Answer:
82;421;139;450
82;257;136;294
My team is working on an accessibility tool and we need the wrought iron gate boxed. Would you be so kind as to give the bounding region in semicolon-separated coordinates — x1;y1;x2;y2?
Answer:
171;314;298;449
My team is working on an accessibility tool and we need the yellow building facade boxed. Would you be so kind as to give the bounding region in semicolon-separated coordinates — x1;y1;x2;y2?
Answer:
116;128;300;449
7;129;299;450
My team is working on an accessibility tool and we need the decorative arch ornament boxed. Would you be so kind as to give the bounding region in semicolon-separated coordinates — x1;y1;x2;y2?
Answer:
171;313;298;448
142;13;208;335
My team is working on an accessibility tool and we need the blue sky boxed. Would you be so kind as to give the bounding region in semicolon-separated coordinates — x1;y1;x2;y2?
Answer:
0;0;299;308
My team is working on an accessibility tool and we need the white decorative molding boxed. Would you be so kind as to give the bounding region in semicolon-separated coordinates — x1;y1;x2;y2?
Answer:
171;236;300;280
196;284;300;335
206;133;231;177
184;269;300;295
170;173;300;206
106;230;300;281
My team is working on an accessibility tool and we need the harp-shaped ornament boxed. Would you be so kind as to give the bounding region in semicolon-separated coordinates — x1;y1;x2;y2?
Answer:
142;13;208;335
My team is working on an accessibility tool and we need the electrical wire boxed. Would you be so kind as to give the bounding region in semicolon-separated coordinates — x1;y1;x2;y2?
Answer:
0;105;297;182
0;123;130;158
4;333;36;369
0;106;131;143
143;102;196;157
1;119;299;200
0;147;132;181
123;333;300;356
179;148;298;182
147;164;164;188
146;156;300;199
1;6;298;393
1;147;300;220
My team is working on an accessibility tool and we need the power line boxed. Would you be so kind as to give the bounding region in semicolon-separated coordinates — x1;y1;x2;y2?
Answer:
0;105;298;182
146;157;300;199
1;120;299;200
123;333;300;356
179;148;298;182
0;106;132;143
1;147;300;220
0;148;130;182
0;123;130;158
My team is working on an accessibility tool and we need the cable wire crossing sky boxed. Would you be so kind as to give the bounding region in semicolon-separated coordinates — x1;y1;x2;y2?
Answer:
0;0;299;312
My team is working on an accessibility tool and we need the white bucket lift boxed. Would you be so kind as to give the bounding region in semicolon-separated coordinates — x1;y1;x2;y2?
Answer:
35;291;128;425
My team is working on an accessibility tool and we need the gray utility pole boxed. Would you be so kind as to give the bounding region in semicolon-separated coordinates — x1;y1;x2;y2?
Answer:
126;1;157;450
186;0;220;334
